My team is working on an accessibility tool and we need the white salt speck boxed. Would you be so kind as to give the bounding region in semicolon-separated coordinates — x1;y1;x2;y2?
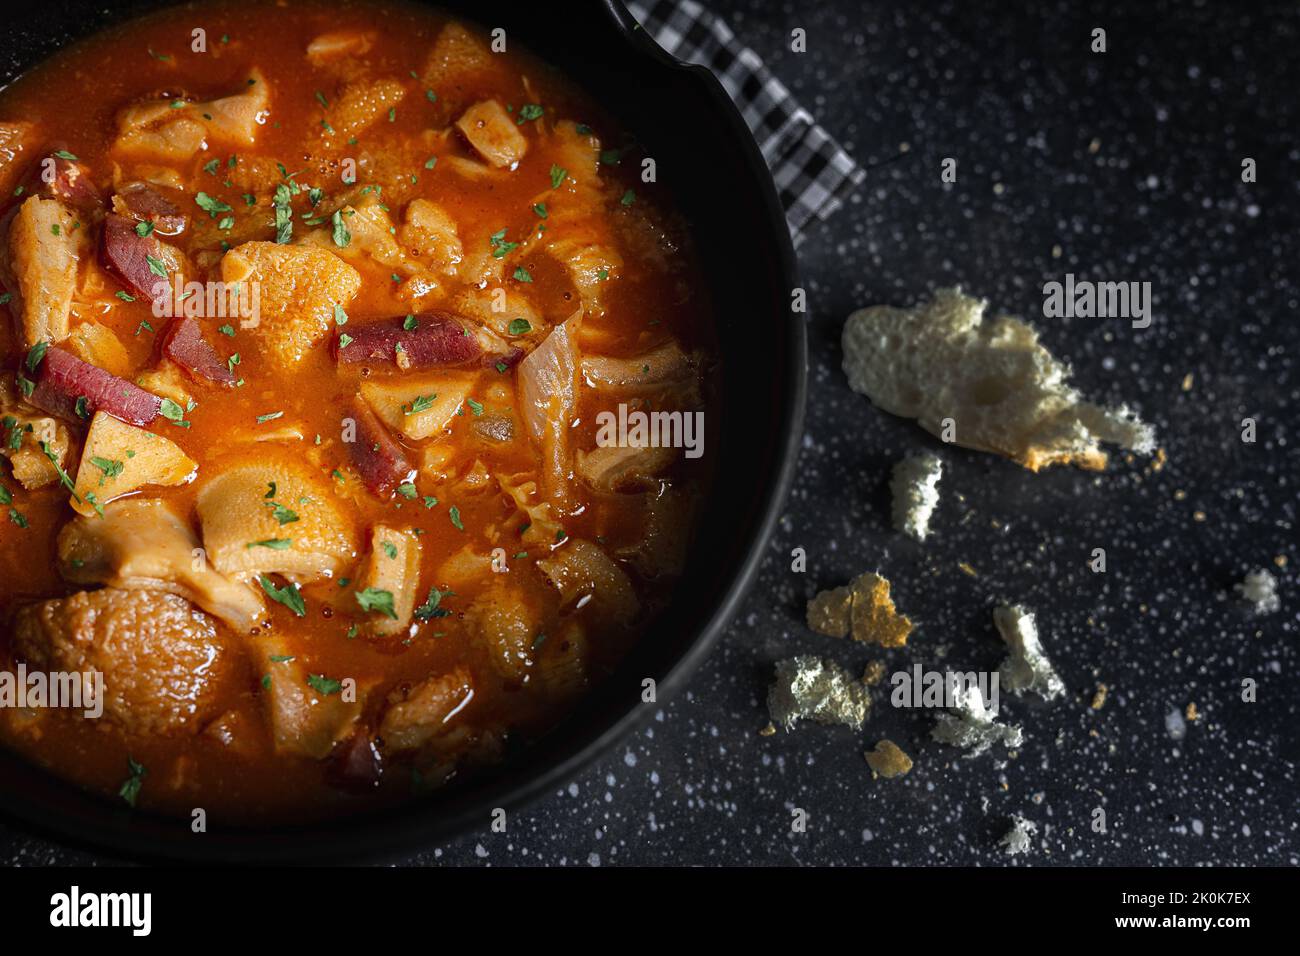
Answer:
1165;707;1187;740
567;783;579;797
475;844;488;858
624;750;637;767
1192;819;1204;836
588;852;601;867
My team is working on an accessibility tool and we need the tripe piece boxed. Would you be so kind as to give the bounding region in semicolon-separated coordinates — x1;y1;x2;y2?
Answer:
842;287;1155;471
767;656;870;731
890;452;943;540
994;604;1065;700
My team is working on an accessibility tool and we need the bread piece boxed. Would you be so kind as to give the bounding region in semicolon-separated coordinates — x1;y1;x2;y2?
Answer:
890;452;942;540
767;655;870;731
842;287;1155;471
993;604;1065;700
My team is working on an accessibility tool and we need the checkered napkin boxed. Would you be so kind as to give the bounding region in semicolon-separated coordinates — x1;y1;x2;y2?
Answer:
625;0;864;244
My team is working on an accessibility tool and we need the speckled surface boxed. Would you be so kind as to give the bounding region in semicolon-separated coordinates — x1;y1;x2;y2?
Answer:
3;0;1297;866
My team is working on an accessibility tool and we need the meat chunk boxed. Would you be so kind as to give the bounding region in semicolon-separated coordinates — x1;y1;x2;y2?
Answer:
465;582;542;680
307;30;375;64
399;199;463;276
100;213;184;301
455;100;527;168
11;589;227;735
255;634;363;759
324;78;405;141
516;316;580;506
353;525;423;637
221;241;360;369
345;397;413;498
111;182;187;236
547;237;621;317
3;196;80;347
29;347;163;426
58;498;265;630
359;372;474;442
34;153;103;213
335;312;480;369
379;667;474;752
161;316;236;386
421;22;493;89
195;454;358;581
537;539;639;628
113;70;270;159
70;411;196;516
0;121;36;194
576;444;676;492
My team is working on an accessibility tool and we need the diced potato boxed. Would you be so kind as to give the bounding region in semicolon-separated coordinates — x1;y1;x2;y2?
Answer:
551;120;601;188
220;241;361;369
12;588;227;735
65;321;131;378
71;412;196;516
379;667;474;751
455;100;527;168
422;22;493;88
326;78;405;141
537;539;639;628
465;581;541;680
618;487;694;579
195;455;357;581
58;498;266;630
359;372;474;442
353;525;422;637
399;199;463;276
3;196;80;347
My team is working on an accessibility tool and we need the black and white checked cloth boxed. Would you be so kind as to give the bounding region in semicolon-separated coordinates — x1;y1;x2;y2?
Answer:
625;0;864;245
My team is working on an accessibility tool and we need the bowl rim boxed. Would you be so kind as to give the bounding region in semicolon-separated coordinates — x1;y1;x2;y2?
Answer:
0;0;808;863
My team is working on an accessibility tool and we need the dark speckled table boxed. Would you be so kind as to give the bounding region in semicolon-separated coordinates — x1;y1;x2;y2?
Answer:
3;0;1296;866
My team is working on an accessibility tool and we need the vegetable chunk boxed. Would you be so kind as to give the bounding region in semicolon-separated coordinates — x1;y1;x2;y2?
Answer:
71;411;196;515
195;455;358;581
360;372;474;442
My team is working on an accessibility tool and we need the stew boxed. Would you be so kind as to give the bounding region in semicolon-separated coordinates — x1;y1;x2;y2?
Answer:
0;0;713;822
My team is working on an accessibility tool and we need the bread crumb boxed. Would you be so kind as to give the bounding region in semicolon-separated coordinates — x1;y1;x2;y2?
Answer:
994;605;1065;701
1090;683;1109;710
958;561;978;577
862;660;887;686
999;815;1038;856
767;656;871;731
1151;447;1167;471
841;287;1155;471
890;452;943;540
1235;569;1280;614
865;739;913;778
932;682;1023;756
807;572;913;647
758;723;777;737
1185;702;1199;721
1181;372;1194;391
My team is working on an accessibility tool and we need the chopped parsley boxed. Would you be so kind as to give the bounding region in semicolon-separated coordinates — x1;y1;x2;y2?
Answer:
355;587;397;619
259;575;306;616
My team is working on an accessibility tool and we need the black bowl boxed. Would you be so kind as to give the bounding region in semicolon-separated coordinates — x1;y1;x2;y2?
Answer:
0;0;805;862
